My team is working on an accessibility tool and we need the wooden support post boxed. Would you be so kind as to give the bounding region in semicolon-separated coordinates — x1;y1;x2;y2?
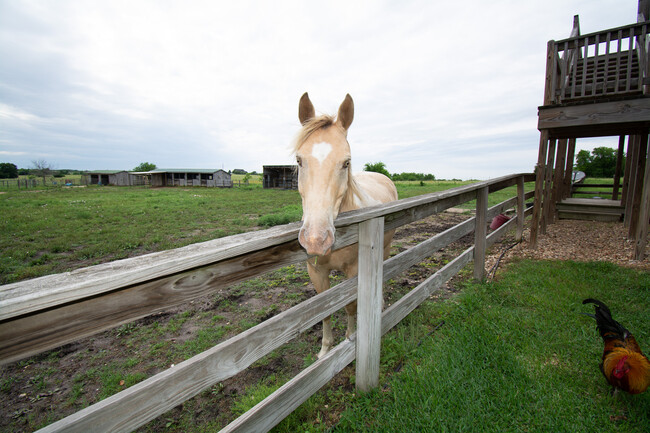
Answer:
613;135;625;200
356;217;384;392
530;132;549;248
635;134;650;260
629;134;648;240
622;135;633;210
625;136;640;228
541;139;557;234
563;138;576;199
474;186;488;280
516;175;525;242
552;139;568;218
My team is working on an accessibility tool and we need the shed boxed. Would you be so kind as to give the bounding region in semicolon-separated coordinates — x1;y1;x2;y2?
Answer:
263;165;298;189
83;171;145;186
147;169;232;187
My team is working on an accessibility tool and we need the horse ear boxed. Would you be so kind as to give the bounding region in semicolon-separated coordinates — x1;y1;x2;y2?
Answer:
298;92;315;125
337;94;354;130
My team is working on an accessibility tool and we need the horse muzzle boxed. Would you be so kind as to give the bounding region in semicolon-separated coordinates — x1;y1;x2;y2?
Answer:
298;224;335;256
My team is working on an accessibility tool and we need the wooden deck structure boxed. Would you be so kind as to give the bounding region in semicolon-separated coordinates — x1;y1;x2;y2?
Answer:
531;1;650;260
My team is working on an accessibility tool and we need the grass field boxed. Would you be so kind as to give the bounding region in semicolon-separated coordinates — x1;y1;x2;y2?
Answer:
325;260;650;432
572;177;621;199
0;180;529;284
0;185;300;283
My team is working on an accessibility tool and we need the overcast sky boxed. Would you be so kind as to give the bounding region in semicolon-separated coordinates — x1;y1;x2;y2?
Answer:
0;0;639;179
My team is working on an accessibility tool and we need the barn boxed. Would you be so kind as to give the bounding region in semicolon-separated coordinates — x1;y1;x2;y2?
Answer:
147;169;232;187
82;171;146;186
263;165;298;189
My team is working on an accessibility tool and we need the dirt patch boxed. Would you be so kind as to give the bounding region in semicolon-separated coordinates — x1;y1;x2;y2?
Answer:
493;219;650;272
1;211;646;432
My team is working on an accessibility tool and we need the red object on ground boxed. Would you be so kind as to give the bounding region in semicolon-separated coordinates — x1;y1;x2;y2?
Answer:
490;214;510;230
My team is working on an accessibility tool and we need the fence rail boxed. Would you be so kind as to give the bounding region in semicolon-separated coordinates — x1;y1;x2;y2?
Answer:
571;182;618;197
0;173;535;433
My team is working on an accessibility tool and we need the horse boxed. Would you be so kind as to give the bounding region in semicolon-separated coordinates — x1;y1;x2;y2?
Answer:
293;92;398;358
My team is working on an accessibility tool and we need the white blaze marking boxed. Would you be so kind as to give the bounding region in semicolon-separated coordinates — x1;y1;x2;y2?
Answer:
311;142;332;164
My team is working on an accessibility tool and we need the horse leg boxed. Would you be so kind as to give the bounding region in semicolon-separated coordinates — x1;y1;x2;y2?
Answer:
342;231;395;337
342;262;359;339
307;261;333;358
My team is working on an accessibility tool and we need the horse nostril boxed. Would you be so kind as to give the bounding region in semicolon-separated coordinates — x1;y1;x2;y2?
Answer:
298;226;335;256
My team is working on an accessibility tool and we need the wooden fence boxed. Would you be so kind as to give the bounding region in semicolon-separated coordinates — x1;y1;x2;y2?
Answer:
0;173;535;433
0;178;77;189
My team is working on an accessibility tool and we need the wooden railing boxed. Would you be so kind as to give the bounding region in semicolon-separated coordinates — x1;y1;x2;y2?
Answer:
545;21;650;105
0;173;534;433
571;182;619;198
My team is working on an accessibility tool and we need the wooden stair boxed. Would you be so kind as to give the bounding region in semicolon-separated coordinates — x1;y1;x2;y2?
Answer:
561;50;642;102
557;198;624;222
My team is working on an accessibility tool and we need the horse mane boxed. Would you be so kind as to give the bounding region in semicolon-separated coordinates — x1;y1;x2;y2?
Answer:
292;114;364;210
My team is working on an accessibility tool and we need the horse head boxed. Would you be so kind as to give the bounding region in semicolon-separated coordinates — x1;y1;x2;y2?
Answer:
294;92;355;256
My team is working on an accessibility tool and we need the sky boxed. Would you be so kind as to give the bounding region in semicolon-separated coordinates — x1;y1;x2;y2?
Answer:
0;0;639;180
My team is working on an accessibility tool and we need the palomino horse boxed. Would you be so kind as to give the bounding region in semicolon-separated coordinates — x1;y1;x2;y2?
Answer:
293;92;398;358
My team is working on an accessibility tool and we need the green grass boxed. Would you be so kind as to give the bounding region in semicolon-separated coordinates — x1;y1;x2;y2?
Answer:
573;177;621;199
329;260;650;433
0;185;301;284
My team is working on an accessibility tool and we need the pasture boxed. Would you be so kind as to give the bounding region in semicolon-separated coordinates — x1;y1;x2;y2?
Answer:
6;178;642;433
0;180;515;285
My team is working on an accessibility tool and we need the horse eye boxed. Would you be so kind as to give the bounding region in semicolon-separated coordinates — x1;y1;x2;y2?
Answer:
296;157;302;167
342;160;350;169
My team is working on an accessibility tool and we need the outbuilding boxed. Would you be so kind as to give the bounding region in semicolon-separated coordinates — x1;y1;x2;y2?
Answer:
263;165;297;189
147;169;232;187
83;170;146;186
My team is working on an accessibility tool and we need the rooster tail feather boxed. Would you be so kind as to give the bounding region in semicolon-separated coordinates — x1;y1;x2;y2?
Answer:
583;298;612;314
582;298;629;340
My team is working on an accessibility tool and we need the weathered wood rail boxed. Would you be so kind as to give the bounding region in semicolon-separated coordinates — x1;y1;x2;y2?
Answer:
0;173;534;433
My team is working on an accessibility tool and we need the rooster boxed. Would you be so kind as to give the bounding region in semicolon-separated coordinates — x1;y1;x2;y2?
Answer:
582;298;650;394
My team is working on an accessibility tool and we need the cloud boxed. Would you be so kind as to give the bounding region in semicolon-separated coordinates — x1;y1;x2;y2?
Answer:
0;0;639;177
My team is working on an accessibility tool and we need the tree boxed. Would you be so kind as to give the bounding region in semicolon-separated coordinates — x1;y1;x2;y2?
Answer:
133;162;157;172
32;159;54;183
575;147;620;178
0;163;18;179
363;162;391;178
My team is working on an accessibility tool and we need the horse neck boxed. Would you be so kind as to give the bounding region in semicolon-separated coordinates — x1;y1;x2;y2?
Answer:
340;172;363;212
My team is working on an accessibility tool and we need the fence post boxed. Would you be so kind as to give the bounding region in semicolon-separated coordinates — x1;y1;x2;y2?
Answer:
356;217;384;392
474;186;488;280
516;176;525;242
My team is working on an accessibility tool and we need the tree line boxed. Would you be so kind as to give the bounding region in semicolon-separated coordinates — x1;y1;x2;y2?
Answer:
363;162;436;181
364;146;623;181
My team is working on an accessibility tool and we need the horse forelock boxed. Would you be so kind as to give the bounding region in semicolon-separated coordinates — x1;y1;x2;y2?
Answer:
292;115;337;154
